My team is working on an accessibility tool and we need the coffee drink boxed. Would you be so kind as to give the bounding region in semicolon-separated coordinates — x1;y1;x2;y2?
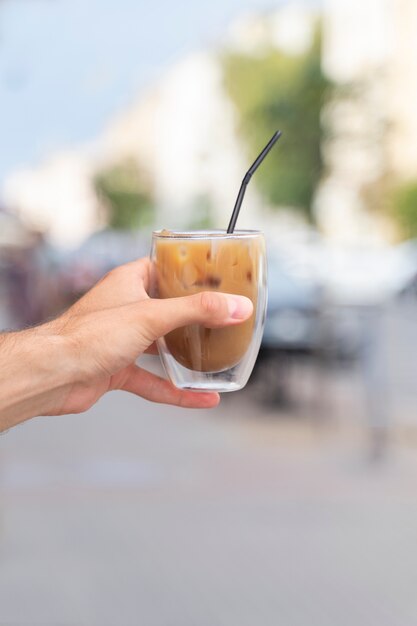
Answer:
152;232;263;372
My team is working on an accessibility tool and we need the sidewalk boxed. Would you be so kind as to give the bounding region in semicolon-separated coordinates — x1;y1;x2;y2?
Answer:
1;375;417;626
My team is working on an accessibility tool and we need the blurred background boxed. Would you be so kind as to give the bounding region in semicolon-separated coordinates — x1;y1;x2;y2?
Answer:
2;0;417;624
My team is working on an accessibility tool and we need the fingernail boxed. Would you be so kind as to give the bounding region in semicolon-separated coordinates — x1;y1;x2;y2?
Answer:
227;295;253;320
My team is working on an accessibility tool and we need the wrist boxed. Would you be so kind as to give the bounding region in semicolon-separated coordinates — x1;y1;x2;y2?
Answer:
0;323;76;430
37;319;80;386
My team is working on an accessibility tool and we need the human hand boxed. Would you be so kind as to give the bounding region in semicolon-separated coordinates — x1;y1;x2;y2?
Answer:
40;257;253;417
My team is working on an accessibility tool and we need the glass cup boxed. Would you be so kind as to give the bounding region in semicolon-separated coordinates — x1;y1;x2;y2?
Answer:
150;229;267;392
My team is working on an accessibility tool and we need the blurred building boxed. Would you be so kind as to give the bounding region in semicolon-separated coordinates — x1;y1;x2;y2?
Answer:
5;1;417;247
1;4;316;246
317;0;417;244
99;52;261;232
2;50;264;244
3;151;101;247
99;3;316;235
227;4;315;56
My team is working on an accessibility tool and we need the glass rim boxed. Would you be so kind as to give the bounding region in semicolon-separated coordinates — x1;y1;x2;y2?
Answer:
152;229;263;240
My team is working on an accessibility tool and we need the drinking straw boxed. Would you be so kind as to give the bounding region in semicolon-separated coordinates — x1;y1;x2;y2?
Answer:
227;130;282;234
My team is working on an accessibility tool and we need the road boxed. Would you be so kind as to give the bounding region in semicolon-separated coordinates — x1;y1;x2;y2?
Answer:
1;349;417;626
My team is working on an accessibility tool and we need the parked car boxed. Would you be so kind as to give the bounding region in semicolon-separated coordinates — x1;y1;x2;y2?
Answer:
262;253;323;354
252;253;324;403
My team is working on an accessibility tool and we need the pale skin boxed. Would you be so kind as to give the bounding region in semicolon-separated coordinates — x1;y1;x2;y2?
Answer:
0;258;253;432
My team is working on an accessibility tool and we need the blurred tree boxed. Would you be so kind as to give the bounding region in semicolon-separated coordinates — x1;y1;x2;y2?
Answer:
186;194;214;230
391;180;417;239
222;27;329;220
94;160;153;230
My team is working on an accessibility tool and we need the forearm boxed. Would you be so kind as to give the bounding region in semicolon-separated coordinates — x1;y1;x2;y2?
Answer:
0;324;74;431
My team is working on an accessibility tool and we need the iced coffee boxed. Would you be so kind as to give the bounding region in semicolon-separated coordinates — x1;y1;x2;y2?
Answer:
152;231;263;372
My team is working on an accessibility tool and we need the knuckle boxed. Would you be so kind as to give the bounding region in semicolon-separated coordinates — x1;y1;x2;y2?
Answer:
101;264;129;284
105;265;123;281
91;270;113;291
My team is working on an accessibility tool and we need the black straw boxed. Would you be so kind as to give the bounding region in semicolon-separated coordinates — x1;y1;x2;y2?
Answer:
227;130;282;234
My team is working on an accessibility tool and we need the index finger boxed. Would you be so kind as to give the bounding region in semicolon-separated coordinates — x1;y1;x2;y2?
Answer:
70;257;152;315
133;257;152;292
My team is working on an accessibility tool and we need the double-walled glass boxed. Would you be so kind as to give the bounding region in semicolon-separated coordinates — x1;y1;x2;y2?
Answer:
150;230;267;392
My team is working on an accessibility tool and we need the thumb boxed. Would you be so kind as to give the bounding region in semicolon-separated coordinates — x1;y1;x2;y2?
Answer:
137;291;254;342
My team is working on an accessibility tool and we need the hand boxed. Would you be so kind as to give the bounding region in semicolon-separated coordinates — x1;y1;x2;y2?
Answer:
41;258;253;416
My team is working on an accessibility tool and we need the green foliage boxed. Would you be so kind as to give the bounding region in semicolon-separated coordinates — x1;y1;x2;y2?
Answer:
94;160;153;230
186;194;215;230
222;27;329;219
392;180;417;239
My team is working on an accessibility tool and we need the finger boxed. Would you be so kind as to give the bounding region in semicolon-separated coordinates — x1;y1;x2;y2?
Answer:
98;258;151;299
132;257;152;292
144;342;159;355
135;291;254;343
71;258;151;314
120;365;220;408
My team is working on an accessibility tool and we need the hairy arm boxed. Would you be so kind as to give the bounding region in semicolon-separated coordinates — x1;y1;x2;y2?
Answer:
0;325;74;431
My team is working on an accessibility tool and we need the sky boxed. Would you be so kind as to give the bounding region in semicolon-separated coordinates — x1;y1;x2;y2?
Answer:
0;0;317;191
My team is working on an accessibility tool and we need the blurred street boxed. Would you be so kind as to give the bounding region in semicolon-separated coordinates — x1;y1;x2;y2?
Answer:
2;353;417;626
3;0;417;623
